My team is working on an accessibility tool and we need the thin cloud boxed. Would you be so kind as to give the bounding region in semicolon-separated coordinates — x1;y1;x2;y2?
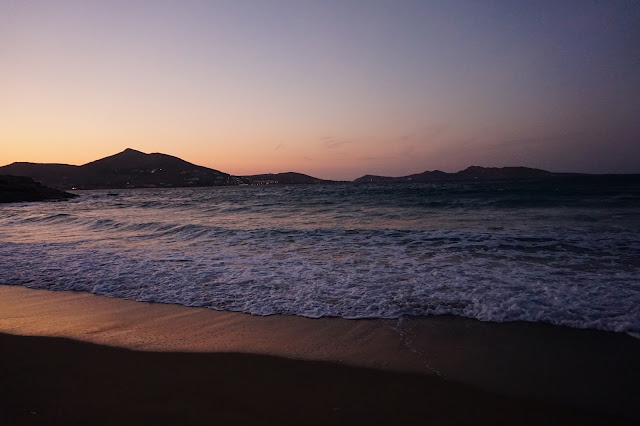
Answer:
422;123;446;140
322;137;352;150
487;135;552;149
355;155;396;162
402;142;417;157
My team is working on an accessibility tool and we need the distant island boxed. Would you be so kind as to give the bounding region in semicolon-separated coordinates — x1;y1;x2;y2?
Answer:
353;166;554;184
0;147;611;191
0;175;78;203
239;172;334;185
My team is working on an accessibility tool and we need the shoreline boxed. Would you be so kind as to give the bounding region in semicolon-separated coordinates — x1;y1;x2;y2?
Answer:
0;285;425;372
2;285;640;422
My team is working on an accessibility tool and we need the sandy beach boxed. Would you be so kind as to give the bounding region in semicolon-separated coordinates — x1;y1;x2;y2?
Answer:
4;0;640;424
1;285;639;425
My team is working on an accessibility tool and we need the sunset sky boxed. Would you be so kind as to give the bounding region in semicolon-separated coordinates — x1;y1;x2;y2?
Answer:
1;0;639;180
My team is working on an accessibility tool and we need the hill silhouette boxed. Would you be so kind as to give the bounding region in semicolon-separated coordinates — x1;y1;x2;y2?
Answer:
354;166;553;184
239;172;335;185
0;149;582;190
0;149;341;189
0;149;238;189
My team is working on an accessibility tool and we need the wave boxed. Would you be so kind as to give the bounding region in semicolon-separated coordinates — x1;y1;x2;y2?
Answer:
1;224;638;336
1;181;639;337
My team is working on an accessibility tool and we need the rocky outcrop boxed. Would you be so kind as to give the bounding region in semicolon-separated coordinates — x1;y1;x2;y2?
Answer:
0;175;78;203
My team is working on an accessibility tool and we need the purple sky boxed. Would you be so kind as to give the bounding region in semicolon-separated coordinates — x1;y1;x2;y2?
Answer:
1;0;639;179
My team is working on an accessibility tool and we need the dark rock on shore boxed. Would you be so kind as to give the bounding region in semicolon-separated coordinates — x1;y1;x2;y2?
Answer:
0;175;78;203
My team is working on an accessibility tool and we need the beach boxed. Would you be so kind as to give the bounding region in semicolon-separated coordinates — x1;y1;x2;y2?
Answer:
3;0;640;423
1;285;639;425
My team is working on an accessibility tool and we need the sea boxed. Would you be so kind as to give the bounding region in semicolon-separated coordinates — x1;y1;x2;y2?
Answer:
1;176;639;337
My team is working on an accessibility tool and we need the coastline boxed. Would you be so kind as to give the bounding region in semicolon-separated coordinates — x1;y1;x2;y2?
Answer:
1;285;639;423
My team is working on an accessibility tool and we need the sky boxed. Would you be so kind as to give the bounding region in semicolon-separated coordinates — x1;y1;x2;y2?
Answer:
1;0;639;180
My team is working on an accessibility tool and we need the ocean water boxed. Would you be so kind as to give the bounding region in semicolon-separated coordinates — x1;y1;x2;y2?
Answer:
1;177;639;337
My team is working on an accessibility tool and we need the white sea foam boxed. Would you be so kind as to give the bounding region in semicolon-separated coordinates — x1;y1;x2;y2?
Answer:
1;184;639;336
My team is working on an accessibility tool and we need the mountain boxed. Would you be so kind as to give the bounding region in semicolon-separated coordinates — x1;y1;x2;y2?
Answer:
0;175;78;203
0;149;239;189
0;149;339;189
353;166;554;183
239;172;335;185
1;149;565;190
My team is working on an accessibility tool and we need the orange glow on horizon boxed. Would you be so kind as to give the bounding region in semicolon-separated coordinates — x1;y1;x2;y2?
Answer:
2;1;639;177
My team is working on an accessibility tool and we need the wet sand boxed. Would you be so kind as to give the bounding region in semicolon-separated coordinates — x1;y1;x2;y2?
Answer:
1;285;639;424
